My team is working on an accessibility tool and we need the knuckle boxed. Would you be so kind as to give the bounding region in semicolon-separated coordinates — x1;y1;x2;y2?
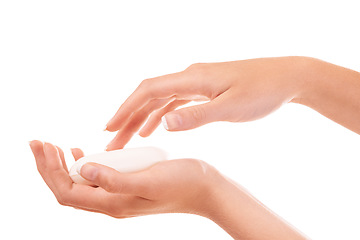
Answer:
186;62;205;71
102;178;122;193
185;63;209;77
190;106;207;122
104;184;118;193
139;78;152;89
138;78;155;97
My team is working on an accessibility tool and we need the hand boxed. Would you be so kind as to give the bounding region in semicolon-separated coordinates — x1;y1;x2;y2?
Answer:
29;140;219;218
105;56;308;150
30;140;307;239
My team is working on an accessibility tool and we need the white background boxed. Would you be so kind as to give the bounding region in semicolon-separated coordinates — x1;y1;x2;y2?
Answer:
0;1;359;239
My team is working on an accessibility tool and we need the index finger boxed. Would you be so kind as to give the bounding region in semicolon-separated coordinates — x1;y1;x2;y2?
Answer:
105;71;200;132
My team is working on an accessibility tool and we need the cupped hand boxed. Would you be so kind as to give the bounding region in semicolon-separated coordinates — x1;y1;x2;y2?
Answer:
29;140;219;218
105;56;309;150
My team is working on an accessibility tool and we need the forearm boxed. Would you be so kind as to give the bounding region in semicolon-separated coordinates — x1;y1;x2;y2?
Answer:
292;57;360;134
201;174;308;240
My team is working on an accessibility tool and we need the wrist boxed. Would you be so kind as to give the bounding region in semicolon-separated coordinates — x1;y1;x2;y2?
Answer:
290;56;333;105
188;162;230;217
198;171;257;239
289;57;360;134
197;168;307;240
194;167;246;224
285;56;317;104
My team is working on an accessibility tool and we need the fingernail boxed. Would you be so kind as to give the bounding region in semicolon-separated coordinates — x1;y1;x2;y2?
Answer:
80;164;98;181
162;114;182;130
161;116;168;130
106;138;116;151
103;125;108;131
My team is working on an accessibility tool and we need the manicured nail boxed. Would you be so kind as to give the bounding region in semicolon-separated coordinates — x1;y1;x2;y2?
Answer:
162;114;182;130
105;144;113;151
161;116;168;130
106;137;117;151
80;164;98;181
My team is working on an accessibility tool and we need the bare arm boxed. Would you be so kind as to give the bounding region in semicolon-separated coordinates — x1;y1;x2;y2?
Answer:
30;140;308;240
292;57;360;134
205;175;307;240
105;56;360;150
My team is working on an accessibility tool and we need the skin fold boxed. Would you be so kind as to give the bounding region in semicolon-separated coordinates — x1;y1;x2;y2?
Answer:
30;56;359;239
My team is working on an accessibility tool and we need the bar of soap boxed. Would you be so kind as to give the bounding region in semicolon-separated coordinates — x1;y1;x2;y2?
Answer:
69;147;167;185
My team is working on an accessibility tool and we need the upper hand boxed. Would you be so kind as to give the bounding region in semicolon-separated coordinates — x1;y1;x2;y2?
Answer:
105;56;307;150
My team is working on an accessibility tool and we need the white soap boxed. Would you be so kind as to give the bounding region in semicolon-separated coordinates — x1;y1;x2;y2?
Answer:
69;147;167;185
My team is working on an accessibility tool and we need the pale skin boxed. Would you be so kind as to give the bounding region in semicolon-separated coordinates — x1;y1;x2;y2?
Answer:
105;56;360;150
30;141;306;240
30;56;360;239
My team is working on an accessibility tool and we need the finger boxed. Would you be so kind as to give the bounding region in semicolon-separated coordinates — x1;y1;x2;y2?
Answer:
106;98;175;151
67;187;153;218
59;184;128;216
29;140;47;178
56;145;68;173
80;163;151;197
105;129;136;151
105;71;204;132
139;99;190;137
42;142;74;195
71;148;85;161
30;141;142;216
162;92;231;131
115;97;175;133
30;141;68;195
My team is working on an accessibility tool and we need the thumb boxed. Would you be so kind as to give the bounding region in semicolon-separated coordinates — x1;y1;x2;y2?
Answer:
162;97;227;131
80;163;148;195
